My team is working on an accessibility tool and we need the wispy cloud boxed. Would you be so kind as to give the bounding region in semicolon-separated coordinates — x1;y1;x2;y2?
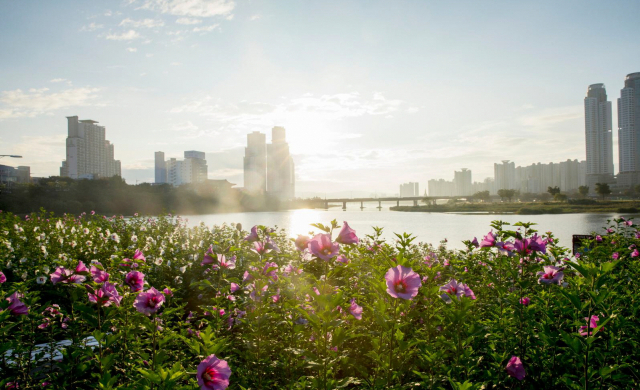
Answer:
106;30;141;41
49;78;67;83
193;24;219;32
176;17;202;25
126;47;138;52
139;0;235;18
250;14;261;21
80;22;104;32
119;18;165;28
0;86;100;120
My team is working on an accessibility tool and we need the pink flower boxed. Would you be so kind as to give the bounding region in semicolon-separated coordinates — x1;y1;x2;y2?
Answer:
251;241;270;256
133;249;146;262
230;283;239;293
90;264;109;283
480;231;496;248
75;261;89;274
0;271;6;283
262;262;278;281
349;299;362;320
626;220;633;226
335;254;350;265
50;267;72;284
308;234;340;261
506;355;526;380
385;265;422;300
470;237;479;247
632;249;639;258
596;235;603;242
125;271;145;292
537;266;564;284
283;264;303;276
244;226;259;242
579;315;603;336
133;287;165;315
6;292;29;316
612;252;619;260
439;279;476;301
197;354;231;390
87;282;122;307
295;235;310;251
520;297;530;306
218;255;236;270
202;246;216;265
163;288;173;296
335;221;359;245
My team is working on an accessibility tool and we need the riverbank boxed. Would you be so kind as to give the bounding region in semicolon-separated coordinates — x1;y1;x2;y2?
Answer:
390;200;640;214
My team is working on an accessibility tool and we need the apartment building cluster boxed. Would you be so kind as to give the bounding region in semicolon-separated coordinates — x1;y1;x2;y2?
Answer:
154;151;208;187
399;182;419;197
244;126;295;200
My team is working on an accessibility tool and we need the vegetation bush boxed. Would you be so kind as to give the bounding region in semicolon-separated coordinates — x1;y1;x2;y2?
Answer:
568;199;598;206
1;210;639;389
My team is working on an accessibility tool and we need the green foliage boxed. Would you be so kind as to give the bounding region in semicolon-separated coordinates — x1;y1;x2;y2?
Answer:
0;211;639;389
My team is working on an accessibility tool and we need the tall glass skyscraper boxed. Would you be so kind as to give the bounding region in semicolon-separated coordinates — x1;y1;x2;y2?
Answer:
584;84;614;191
617;72;640;188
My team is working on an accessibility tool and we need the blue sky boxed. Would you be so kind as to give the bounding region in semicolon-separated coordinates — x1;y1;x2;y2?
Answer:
1;0;639;196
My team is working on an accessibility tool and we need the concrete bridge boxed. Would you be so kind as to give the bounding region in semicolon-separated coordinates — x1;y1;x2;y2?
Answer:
310;196;458;210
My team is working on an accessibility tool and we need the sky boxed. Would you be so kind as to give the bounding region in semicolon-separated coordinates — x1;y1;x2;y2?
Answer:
1;0;639;197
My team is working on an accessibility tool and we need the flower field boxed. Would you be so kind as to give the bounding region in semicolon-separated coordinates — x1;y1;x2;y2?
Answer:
1;210;639;389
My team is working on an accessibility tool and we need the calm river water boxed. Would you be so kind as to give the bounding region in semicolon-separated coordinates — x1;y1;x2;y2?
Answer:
183;204;636;250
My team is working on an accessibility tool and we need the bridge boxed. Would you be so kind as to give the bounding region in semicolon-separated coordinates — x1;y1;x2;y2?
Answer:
309;196;459;210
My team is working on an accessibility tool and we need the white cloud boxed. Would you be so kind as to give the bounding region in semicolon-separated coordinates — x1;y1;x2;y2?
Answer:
119;18;165;28
106;30;141;41
126;47;138;52
80;22;104;32
250;14;261;21
49;78;67;83
139;0;235;18
176;17;202;25
193;24;219;32
0;86;101;120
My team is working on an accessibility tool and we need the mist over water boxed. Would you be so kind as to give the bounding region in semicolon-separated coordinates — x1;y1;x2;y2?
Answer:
183;204;636;249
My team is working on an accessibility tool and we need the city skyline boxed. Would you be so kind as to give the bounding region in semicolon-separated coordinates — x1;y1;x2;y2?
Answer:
1;1;640;197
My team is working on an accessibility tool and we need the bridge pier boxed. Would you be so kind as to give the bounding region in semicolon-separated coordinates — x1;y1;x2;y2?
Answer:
360;201;364;210
413;199;418;206
397;200;400;207
377;200;382;210
324;201;328;209
342;201;346;210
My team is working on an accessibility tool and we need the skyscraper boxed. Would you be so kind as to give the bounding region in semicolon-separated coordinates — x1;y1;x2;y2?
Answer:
494;160;515;192
243;131;267;193
617;72;640;188
453;168;472;196
60;116;121;179
155;151;167;184
267;126;295;200
584;84;614;190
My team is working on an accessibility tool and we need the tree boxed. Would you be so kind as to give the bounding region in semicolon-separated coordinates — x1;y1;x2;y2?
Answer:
547;186;560;196
472;190;490;203
595;183;611;201
554;193;568;202
497;189;516;202
578;185;589;198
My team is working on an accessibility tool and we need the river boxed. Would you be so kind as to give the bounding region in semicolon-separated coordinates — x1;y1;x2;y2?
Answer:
183;204;636;250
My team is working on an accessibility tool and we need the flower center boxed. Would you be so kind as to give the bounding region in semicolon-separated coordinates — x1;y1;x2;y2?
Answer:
394;280;407;293
203;367;218;384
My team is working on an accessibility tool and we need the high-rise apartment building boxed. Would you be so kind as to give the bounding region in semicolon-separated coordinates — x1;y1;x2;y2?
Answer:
399;182;419;197
453;168;472;196
584;84;614;190
267;127;295;200
155;151;167;184
617;72;640;188
157;151;208;186
243;131;267;193
494;160;516;191
60;116;121;179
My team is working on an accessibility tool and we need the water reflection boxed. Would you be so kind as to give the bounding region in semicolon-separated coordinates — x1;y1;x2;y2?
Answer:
183;209;636;250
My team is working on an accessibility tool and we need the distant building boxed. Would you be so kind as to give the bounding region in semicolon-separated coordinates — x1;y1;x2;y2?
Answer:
512;160;586;194
617;72;640;188
161;151;208;186
0;165;30;184
243;131;267;193
60;116;121;179
155;151;167;184
428;179;455;197
453;168;472;196
266;127;295;200
399;182;419;197
494;160;516;192
584;84;614;190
